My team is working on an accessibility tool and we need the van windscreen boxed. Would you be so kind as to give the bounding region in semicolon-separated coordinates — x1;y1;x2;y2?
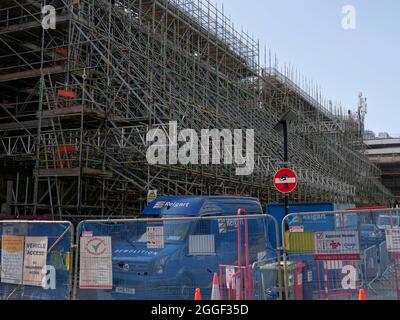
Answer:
129;219;192;244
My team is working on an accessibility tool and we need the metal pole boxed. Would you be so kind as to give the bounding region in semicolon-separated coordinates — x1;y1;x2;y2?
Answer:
281;215;290;300
282;120;290;299
237;209;242;300
391;208;400;300
283;120;289;220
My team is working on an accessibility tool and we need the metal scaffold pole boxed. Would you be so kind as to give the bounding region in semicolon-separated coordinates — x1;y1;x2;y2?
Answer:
0;0;392;220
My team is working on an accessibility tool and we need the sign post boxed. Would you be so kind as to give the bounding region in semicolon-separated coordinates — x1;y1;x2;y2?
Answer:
274;167;297;235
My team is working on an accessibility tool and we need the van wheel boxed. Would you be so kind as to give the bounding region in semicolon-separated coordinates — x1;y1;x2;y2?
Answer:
179;275;195;300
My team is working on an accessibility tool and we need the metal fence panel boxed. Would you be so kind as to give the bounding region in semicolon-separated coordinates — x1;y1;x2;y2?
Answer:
282;208;400;300
73;213;282;300
0;221;74;300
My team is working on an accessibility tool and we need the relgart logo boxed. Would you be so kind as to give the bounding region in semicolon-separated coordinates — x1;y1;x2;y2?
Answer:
153;201;166;209
146;122;255;176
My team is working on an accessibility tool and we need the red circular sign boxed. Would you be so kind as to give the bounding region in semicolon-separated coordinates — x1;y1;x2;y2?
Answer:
274;168;298;194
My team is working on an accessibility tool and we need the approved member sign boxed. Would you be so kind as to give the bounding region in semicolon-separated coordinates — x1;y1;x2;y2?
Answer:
314;231;360;261
386;227;400;252
79;236;112;289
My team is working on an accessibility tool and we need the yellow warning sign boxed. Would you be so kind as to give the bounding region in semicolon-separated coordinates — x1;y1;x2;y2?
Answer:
2;236;24;252
147;190;158;203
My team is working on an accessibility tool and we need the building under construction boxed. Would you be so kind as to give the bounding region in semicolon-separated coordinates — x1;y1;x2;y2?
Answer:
0;0;392;220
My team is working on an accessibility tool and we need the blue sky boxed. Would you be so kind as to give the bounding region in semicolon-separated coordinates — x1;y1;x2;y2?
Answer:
220;0;400;135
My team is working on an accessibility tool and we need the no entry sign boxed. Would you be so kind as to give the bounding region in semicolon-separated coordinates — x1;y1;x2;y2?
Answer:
274;168;298;194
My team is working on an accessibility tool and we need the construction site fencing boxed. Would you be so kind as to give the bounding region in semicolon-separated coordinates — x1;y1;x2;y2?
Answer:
3;208;400;301
378;241;391;277
72;213;282;300
0;221;74;300
281;208;400;300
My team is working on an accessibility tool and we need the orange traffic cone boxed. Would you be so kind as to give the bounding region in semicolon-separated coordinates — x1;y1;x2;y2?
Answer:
194;288;202;300
211;272;221;300
359;288;366;301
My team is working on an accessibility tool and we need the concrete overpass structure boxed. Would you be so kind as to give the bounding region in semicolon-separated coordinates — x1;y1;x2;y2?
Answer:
365;138;400;200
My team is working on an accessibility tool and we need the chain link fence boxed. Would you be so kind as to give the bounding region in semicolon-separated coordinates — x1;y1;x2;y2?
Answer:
2;208;400;300
73;214;282;300
0;221;74;300
281;208;400;300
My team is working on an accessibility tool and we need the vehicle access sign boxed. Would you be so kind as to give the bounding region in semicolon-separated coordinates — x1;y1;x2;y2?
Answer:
274;168;298;194
314;231;360;261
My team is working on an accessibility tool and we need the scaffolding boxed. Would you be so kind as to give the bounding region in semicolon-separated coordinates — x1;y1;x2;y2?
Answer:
0;0;392;221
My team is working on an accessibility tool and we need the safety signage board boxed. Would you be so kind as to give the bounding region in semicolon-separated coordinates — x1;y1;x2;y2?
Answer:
82;231;93;237
23;237;48;287
314;231;360;261
1;236;24;285
79;236;113;289
289;226;304;233
2;223;27;236
225;266;236;289
147;226;164;249
147;190;158;203
274;168;298;194
385;227;400;252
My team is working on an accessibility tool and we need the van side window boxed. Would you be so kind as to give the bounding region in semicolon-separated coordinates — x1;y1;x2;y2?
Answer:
193;220;212;235
188;220;216;256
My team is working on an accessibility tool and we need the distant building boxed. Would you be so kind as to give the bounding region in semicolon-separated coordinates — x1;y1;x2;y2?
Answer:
378;132;391;139
363;130;376;140
365;136;400;201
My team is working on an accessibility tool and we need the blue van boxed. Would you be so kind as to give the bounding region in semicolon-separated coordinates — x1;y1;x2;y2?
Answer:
85;196;276;300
